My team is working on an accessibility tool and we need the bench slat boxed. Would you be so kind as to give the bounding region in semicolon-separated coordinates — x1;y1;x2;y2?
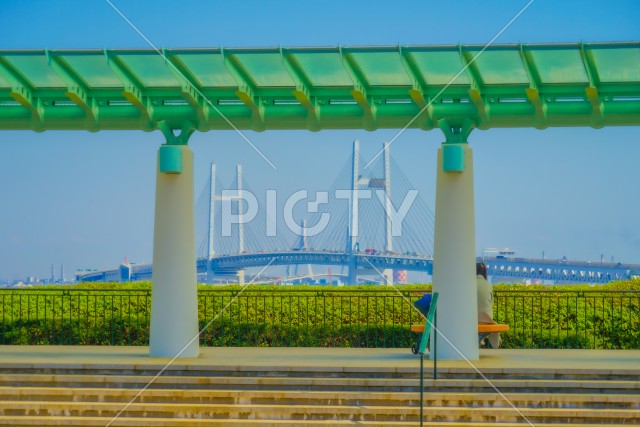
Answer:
478;323;510;333
410;324;510;333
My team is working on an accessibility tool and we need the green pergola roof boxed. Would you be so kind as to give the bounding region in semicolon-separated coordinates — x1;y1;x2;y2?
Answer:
0;42;638;132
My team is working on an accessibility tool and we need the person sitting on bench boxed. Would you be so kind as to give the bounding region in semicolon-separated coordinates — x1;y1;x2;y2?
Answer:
477;262;501;348
413;292;432;318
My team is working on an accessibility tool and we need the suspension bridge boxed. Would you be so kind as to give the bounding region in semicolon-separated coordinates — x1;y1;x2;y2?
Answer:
78;140;438;284
76;140;640;286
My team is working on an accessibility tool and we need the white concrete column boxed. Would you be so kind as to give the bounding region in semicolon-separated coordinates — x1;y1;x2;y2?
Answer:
432;144;478;361
150;144;199;357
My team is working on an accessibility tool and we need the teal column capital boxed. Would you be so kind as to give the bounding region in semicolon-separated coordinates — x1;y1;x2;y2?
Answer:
159;145;183;174
438;118;475;173
157;120;195;174
443;144;465;172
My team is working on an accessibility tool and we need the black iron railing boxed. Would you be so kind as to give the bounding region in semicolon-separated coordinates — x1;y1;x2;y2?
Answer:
494;289;640;349
198;288;424;348
1;288;638;349
0;288;425;347
0;289;152;345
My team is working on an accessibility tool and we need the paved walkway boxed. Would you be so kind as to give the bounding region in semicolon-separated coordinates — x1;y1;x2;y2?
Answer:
0;346;638;375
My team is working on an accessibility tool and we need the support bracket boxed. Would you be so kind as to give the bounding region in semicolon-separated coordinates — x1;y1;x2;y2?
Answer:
399;47;433;130
163;51;210;131
580;44;604;129
438;118;474;144
158;120;196;145
281;49;321;131
221;49;265;131
525;87;547;130
585;86;604;129
46;51;99;131
520;46;547;130
340;47;377;131
105;50;153;130
0;57;45;131
461;50;490;129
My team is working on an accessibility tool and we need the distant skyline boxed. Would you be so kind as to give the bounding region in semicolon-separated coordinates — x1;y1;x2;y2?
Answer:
1;0;639;280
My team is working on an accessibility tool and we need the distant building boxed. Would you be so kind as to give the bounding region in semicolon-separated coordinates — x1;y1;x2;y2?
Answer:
394;269;408;284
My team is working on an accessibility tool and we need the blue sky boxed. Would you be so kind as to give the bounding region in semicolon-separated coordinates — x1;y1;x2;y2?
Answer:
0;0;639;281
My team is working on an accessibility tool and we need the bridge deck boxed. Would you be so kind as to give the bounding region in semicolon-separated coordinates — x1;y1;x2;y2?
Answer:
77;251;638;284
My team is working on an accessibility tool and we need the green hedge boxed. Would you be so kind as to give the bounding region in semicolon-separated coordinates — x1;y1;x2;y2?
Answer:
1;281;638;349
494;282;640;349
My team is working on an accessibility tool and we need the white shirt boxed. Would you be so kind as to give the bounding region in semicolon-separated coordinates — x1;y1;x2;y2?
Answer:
477;275;494;324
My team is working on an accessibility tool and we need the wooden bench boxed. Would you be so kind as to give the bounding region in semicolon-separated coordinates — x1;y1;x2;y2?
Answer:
410;323;509;354
410;323;510;334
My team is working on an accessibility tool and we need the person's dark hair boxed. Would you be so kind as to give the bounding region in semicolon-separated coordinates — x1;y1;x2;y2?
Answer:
476;262;487;279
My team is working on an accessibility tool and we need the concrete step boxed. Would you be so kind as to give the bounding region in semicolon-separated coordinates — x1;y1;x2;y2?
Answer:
0;401;639;424
1;365;637;382
0;374;638;394
0;387;638;410
0;402;416;421
0;418;410;427
0;417;636;427
0;416;629;427
1;347;638;426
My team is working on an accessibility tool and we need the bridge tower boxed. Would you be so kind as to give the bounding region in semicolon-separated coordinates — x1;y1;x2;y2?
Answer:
347;140;360;285
205;162;248;285
206;162;216;283
236;164;245;286
382;141;393;285
346;140;394;285
293;219;313;280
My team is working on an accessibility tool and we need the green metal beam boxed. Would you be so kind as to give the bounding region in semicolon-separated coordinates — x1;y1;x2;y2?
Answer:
104;51;152;130
399;47;433;130
580;44;604;129
46;52;98;131
0;57;44;131
281;50;320;131
460;49;489;130
221;49;265;131
520;46;547;130
162;52;210;132
340;49;376;131
0;42;637;132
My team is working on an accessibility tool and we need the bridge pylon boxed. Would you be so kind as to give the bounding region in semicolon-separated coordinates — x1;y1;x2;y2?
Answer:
206;162;216;283
347;140;360;285
293;219;313;279
236;164;245;286
382;141;393;285
345;140;395;284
